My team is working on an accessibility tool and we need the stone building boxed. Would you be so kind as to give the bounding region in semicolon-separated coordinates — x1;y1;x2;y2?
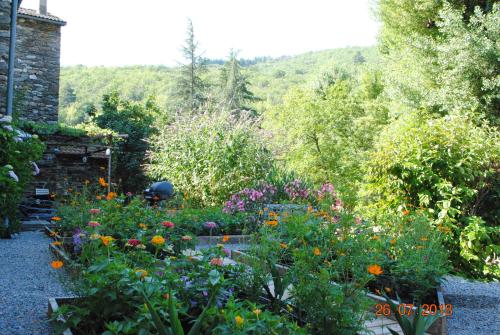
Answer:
0;0;65;123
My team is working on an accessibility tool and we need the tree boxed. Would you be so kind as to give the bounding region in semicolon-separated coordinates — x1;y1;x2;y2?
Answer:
220;50;259;111
94;92;158;193
174;19;208;112
353;51;366;64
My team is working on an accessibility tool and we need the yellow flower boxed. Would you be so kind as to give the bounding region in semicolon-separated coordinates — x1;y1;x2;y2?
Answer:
280;243;288;249
384;287;392;293
222;235;230;243
313;247;321;256
265;220;278;227
253;309;262;317
420;237;429;242
139;223;148;230
235;315;244;327
51;260;63;269
216;243;224;248
367;264;383;276
151;235;165;246
90;233;101;240
100;236;113;246
416;245;424;250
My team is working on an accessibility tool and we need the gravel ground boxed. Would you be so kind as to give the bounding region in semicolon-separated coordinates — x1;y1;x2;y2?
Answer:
443;275;500;335
0;231;69;335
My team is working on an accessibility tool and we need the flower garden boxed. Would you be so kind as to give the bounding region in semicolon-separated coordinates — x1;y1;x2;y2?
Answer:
45;179;452;335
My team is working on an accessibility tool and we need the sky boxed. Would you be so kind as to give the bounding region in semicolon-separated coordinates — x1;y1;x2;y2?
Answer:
21;0;380;67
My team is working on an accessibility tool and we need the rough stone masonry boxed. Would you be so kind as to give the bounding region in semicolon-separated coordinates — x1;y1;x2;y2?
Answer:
0;1;65;123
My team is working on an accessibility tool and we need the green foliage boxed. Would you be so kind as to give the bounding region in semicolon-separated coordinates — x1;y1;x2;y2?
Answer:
459;216;500;278
212;298;306;335
94;92;158;193
362;113;499;278
0;125;45;236
371;213;451;303
264;73;388;206
147;111;273;206
58;47;380;125
379;1;499;125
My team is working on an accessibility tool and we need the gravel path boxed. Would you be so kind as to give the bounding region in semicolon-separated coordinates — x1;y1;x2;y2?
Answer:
0;231;69;335
443;275;500;335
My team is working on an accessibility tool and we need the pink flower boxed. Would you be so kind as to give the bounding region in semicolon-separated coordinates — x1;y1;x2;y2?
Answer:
210;258;223;266
87;221;100;227
126;192;133;197
162;221;175;228
205;222;217;229
89;208;101;215
127;239;140;247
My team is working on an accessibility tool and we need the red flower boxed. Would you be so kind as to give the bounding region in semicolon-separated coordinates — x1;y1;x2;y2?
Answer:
89;208;101;215
127;239;140;247
161;221;175;228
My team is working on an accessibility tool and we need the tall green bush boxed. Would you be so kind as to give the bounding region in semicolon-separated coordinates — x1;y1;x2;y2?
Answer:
361;113;499;278
147;111;272;207
0;124;45;236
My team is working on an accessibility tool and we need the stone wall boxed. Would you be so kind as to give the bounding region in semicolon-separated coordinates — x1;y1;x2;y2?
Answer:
0;1;64;123
0;0;12;112
28;134;110;198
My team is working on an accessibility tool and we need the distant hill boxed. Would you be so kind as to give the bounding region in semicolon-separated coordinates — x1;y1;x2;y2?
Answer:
59;46;379;124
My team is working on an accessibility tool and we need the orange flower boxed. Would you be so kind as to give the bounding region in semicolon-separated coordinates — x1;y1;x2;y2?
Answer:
51;216;61;221
181;235;193;241
280;243;288;249
106;192;117;201
51;241;62;247
265;220;278;227
222;235;230;243
98;177;109;187
367;264;383;276
389;239;396;245
51;260;63;269
96;195;103;200
100;235;113;246
371;235;381;240
49;231;58;237
402;209;410;216
313;247;321;256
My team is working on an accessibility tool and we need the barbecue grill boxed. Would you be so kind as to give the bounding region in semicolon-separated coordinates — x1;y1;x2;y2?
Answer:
143;181;174;203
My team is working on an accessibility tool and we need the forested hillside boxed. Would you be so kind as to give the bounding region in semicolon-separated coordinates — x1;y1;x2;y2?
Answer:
59;46;379;124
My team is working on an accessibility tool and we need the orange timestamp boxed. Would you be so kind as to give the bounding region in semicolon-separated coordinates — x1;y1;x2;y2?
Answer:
375;303;453;317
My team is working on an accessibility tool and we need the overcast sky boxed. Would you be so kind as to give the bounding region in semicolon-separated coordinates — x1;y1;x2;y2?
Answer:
21;0;380;66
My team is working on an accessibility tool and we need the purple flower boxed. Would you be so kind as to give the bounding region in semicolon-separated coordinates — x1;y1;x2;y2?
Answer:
223;248;231;256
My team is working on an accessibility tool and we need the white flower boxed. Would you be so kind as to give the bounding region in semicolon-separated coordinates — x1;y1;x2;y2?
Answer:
31;162;40;176
8;170;19;182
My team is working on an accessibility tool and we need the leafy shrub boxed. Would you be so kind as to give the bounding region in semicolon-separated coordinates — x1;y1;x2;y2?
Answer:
0;124;44;236
362;113;499;278
94;92;159;193
147;111;273;207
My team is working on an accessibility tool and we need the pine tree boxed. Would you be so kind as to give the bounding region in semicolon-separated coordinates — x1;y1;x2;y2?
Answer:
175;19;207;112
220;50;258;111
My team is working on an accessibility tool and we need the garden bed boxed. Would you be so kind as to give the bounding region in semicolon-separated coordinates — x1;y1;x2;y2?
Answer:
229;249;448;335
